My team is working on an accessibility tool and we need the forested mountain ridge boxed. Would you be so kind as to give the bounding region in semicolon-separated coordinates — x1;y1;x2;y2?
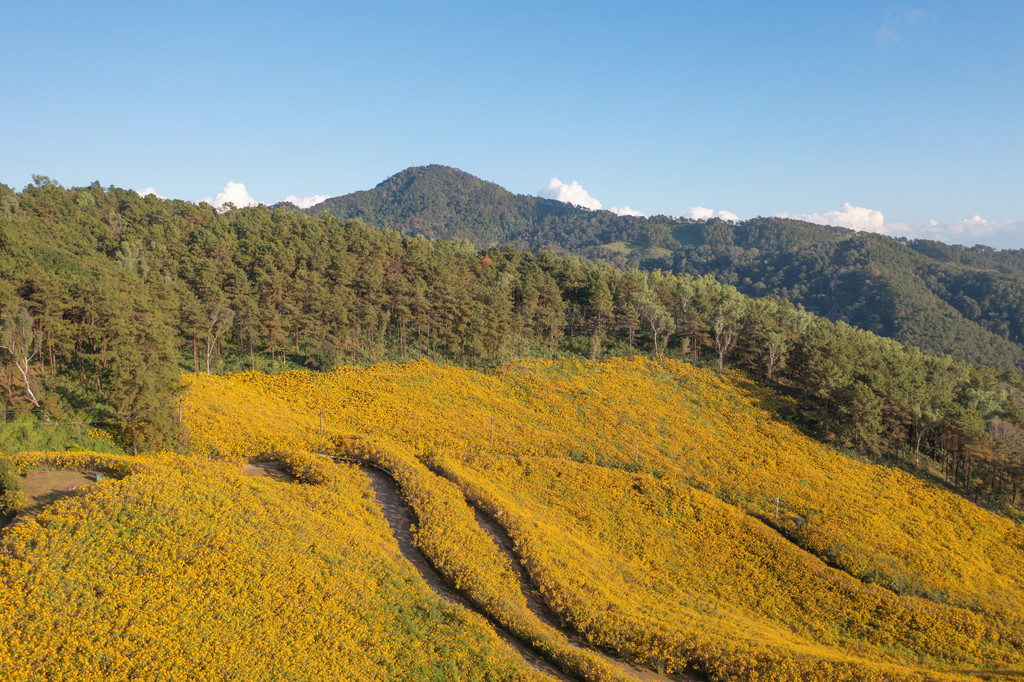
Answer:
682;219;1024;371
303;164;658;253
306;165;1024;371
2;177;1023;511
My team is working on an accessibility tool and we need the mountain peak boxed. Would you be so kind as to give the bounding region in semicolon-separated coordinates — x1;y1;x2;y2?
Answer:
371;164;515;199
309;165;580;247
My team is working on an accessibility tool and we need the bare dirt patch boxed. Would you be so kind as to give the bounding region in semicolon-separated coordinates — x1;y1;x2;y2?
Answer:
242;461;293;482
18;469;99;517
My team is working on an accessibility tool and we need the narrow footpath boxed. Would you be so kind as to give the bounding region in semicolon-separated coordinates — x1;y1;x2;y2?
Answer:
469;506;693;682
356;461;703;681
360;466;570;681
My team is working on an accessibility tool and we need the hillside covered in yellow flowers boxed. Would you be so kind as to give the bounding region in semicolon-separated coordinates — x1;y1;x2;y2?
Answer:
3;357;1024;680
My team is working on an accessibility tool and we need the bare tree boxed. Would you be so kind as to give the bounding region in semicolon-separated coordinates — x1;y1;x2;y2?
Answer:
990;417;1024;504
205;304;235;374
713;291;745;372
639;287;675;361
1;307;47;418
764;330;789;381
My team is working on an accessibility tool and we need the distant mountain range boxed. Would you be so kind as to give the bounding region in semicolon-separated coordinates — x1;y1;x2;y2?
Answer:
299;165;1024;371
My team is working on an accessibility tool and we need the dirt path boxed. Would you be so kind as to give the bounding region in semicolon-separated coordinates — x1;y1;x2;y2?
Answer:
360;466;570;681
470;507;699;682
354;460;704;682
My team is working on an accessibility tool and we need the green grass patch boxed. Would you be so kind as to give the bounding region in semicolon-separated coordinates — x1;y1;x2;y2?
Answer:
0;416;125;456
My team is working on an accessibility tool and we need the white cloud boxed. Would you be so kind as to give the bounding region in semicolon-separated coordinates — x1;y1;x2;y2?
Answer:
284;194;330;209
537;176;739;222
778;202;888;233
680;206;739;222
776;205;1022;249
919;215;1023;248
947;215;996;236
136;187;166;200
876;24;900;43
904;9;926;25
609;206;646;218
876;9;924;44
200;181;261;213
683;206;714;220
539;177;603;211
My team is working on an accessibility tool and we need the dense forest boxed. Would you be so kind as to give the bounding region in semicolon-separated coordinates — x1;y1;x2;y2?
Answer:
308;165;1024;371
2;177;1024;509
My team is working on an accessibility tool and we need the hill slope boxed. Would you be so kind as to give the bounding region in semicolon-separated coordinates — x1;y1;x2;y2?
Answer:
0;450;539;680
307;164;646;251
307;165;1024;371
6;358;1022;679
183;358;1024;677
3;178;1023;507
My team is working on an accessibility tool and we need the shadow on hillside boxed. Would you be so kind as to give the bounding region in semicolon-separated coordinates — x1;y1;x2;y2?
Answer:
733;372;1017;519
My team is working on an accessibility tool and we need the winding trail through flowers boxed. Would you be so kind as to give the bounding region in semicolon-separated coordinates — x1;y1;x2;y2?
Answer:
466;502;692;682
358;464;570;681
347;457;701;681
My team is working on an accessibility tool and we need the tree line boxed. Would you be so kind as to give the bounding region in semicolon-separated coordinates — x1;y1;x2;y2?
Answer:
1;178;1022;506
311;165;1024;372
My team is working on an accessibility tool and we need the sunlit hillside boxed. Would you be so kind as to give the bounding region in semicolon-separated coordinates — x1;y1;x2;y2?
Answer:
3;358;1023;680
0;451;540;681
181;358;1024;680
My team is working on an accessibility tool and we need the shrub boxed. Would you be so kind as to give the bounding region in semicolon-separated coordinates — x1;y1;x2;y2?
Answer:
0;457;25;517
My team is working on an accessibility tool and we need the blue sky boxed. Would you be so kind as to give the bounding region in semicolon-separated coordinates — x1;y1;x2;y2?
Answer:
1;1;1022;248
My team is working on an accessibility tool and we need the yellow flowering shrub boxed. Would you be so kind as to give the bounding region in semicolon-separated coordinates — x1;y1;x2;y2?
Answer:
0;451;544;681
339;436;633;681
181;358;1024;679
434;452;1018;679
7;450;144;479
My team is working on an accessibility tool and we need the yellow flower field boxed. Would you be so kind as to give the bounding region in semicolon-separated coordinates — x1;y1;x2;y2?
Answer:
182;358;1024;679
0;451;542;681
4;357;1022;680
